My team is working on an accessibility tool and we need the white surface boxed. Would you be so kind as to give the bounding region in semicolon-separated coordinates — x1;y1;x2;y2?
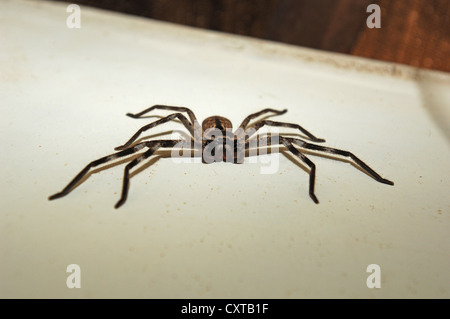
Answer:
0;0;449;298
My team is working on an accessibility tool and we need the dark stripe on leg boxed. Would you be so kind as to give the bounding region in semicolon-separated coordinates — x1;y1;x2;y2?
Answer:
115;113;193;151
252;120;325;143
299;142;394;185
114;140;180;208
126;104;198;126
237;108;287;132
48;144;145;200
281;138;319;204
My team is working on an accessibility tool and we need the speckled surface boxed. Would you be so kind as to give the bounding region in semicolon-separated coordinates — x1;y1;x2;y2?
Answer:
0;0;449;298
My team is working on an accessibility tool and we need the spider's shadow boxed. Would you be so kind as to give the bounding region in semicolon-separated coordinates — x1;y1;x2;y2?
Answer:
279;146;371;177
71;152;171;194
68;130;373;195
68;131;176;193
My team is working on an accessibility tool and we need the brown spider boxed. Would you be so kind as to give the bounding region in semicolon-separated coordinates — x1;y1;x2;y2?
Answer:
49;105;394;208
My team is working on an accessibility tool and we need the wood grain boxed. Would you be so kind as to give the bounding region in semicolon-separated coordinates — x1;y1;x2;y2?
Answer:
52;0;450;72
352;0;450;72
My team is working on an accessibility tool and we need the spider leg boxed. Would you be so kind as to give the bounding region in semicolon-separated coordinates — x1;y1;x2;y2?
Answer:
249;120;325;143
115;140;181;209
280;137;319;203
126;104;198;126
48;142;149;201
241;135;318;202
289;138;394;185
237;108;287;132
114;113;194;151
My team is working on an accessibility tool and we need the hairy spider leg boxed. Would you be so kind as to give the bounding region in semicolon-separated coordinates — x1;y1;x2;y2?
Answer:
244;135;393;203
48;142;149;200
281;137;320;203
114;113;194;151
242;135;319;203
115;140;180;209
249;120;326;143
236;108;288;132
126;104;198;126
289;138;394;185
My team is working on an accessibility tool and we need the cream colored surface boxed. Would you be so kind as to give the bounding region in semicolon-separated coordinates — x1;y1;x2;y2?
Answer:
1;0;449;298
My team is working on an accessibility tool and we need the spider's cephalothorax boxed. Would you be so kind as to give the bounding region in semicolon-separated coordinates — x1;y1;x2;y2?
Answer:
49;104;394;208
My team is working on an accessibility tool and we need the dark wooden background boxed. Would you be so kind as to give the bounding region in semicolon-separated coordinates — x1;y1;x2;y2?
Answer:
54;0;449;72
